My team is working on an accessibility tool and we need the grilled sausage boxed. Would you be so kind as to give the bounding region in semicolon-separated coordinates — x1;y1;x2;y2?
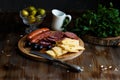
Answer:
27;28;50;40
30;31;52;43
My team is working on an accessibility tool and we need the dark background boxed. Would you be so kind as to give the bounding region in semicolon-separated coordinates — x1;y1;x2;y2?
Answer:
0;0;119;12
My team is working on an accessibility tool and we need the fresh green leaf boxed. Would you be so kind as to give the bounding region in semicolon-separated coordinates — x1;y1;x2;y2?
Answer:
63;2;120;38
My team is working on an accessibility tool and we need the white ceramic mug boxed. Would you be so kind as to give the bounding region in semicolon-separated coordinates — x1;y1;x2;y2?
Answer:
51;9;72;31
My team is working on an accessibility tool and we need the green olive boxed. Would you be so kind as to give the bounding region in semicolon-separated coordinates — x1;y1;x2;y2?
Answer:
30;9;37;16
21;6;46;24
37;8;46;16
21;9;29;17
27;6;36;11
28;15;36;23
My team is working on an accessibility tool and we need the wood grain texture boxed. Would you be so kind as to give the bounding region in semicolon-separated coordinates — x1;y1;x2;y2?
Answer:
82;35;120;46
0;12;120;80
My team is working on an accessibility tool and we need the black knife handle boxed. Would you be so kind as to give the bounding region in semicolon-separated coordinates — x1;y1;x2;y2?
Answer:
53;59;83;72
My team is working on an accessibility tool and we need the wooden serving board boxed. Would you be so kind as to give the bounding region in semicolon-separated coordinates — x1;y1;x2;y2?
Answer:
18;35;85;61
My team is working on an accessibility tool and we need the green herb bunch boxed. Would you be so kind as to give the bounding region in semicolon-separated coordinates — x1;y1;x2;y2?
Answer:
69;3;120;38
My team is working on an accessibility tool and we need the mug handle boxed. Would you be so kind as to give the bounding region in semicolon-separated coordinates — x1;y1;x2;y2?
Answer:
63;15;72;27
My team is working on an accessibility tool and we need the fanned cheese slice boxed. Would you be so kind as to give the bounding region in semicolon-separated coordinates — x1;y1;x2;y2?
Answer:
61;38;80;46
46;50;56;58
60;44;79;52
52;46;64;57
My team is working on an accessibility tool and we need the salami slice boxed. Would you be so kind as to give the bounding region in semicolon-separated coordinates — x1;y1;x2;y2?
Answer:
64;32;79;39
39;40;52;47
49;31;64;41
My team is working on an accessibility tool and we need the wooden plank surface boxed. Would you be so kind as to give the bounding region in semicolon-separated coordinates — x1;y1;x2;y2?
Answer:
0;32;120;80
0;12;120;80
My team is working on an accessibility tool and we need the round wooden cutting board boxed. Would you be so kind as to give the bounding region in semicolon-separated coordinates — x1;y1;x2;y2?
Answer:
18;35;85;61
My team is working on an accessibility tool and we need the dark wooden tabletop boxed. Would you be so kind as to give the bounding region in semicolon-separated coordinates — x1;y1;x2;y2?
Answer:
0;12;120;80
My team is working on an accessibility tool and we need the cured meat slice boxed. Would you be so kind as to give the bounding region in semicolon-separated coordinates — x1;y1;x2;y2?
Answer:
64;32;79;39
39;40;52;47
48;31;64;41
47;37;56;42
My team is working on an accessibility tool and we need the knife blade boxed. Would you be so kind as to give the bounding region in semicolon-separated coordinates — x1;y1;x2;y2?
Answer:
30;50;83;72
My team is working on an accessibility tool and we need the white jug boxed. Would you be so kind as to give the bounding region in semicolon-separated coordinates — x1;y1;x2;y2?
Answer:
51;9;72;31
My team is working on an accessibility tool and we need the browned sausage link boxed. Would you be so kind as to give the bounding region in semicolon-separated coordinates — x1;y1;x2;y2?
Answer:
27;28;50;40
30;31;52;43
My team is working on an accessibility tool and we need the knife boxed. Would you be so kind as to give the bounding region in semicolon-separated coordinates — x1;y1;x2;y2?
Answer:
30;51;83;72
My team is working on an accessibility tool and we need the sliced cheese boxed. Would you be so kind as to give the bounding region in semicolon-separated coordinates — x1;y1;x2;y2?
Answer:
60;44;79;52
46;50;56;58
61;38;80;46
52;46;63;57
45;38;85;58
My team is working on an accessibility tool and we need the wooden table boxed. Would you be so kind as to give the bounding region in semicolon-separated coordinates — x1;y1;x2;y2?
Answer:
0;12;120;80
